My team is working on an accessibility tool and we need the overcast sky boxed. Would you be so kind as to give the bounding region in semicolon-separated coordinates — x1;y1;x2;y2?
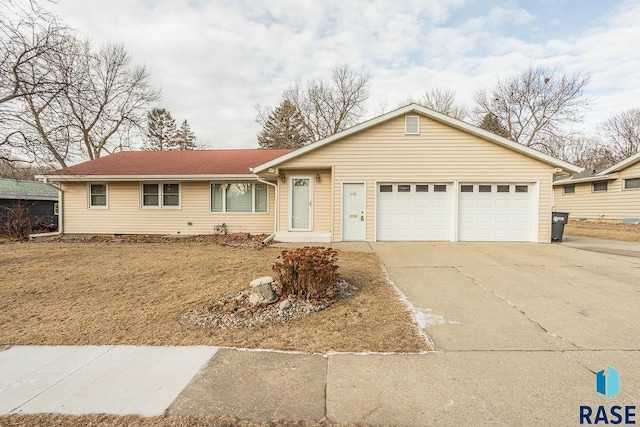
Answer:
51;0;640;149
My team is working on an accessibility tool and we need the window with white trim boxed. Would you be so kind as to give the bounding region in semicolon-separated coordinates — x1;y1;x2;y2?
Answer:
563;185;575;194
625;178;640;189
140;182;181;208
405;116;420;135
593;182;608;192
211;183;268;213
89;183;107;208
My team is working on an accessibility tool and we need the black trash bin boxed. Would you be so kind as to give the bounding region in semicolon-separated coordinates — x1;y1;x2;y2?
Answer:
551;212;570;242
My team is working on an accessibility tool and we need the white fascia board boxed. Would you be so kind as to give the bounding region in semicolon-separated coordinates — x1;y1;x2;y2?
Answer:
553;175;612;185
598;152;640;176
252;103;583;174
43;174;258;182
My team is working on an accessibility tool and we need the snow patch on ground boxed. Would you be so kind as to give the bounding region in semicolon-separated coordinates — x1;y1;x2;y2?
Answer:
416;309;460;328
380;264;437;350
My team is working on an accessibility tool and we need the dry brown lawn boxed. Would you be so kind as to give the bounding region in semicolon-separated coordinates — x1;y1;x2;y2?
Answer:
565;220;640;243
0;414;349;427
0;241;428;353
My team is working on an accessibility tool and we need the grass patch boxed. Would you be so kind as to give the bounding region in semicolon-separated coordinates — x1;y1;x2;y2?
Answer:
0;241;428;353
0;414;349;427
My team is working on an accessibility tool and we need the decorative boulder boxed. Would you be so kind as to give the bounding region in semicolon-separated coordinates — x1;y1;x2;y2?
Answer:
250;276;274;288
249;282;278;305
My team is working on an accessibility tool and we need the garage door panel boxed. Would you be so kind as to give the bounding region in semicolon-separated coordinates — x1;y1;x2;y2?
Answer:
377;183;452;241
495;199;511;209
458;183;533;242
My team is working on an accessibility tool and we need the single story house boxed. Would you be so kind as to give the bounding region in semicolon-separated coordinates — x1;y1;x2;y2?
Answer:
553;152;640;221
42;104;581;242
0;178;59;230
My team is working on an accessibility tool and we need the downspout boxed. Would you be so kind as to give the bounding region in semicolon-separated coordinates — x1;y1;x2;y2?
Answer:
256;175;278;244
30;177;63;238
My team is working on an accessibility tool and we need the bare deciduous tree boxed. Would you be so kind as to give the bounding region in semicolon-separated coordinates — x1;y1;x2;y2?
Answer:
599;108;640;163
65;43;160;161
473;66;590;153
0;0;69;162
544;135;612;171
417;88;467;120
258;65;371;143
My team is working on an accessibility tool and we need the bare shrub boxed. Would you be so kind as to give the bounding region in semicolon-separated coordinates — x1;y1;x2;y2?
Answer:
272;246;339;301
0;201;51;239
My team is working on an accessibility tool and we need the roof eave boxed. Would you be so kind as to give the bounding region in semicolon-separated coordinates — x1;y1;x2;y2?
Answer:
252;104;583;174
553;175;612;185
0;194;58;201
598;152;640;175
44;174;259;182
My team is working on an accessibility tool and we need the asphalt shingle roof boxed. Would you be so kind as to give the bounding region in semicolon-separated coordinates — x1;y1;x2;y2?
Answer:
0;178;58;200
46;150;294;177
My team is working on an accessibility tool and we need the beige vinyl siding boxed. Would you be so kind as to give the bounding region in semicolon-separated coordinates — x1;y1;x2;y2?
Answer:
553;162;640;220
61;181;275;235
278;115;554;242
277;170;332;234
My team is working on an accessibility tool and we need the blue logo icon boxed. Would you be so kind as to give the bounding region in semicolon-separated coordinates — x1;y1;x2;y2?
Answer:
596;366;620;399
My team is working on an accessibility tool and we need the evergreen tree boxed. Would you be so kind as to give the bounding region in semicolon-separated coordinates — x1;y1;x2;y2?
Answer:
257;100;310;149
174;119;197;150
144;108;177;150
479;113;512;139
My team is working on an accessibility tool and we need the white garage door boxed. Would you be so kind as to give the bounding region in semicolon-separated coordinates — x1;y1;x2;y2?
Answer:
458;183;533;241
377;183;452;241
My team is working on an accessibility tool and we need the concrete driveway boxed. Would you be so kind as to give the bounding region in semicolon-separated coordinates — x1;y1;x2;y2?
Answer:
371;240;640;352
329;239;640;426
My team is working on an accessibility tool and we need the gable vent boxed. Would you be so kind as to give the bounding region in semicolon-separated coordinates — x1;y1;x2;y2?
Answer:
405;116;420;135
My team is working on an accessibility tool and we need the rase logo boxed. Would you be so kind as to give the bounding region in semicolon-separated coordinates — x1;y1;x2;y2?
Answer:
579;366;636;425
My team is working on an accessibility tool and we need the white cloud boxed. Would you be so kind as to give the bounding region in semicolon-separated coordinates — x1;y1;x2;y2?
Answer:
51;0;640;149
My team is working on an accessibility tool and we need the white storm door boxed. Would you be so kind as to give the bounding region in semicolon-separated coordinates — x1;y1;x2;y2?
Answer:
342;183;365;241
290;177;313;231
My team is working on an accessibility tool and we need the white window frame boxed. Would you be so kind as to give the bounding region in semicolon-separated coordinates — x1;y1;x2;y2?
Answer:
405;115;420;135
592;182;608;192
139;182;181;209
88;182;108;209
624;177;640;190
209;182;269;214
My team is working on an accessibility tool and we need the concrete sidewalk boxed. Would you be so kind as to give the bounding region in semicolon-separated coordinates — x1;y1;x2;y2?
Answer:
3;345;638;425
0;346;217;416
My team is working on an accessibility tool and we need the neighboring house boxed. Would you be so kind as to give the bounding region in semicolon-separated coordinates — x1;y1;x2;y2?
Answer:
0;178;59;230
42;104;581;242
553;152;640;221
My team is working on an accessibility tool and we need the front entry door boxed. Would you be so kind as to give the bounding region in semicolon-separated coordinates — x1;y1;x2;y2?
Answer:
343;183;365;241
290;177;312;230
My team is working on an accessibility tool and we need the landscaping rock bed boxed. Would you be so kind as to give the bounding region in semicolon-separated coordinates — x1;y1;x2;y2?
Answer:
33;233;272;248
179;278;354;330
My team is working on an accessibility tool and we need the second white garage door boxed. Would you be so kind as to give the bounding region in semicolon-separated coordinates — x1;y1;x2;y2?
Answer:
376;183;452;241
458;183;533;241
